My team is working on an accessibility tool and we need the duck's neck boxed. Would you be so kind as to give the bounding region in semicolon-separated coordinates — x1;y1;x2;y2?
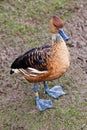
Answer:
52;33;64;45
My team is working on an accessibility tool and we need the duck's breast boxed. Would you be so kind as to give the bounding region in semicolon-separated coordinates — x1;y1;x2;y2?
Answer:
46;41;70;80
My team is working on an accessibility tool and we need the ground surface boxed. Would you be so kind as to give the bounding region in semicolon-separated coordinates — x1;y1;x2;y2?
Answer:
0;0;87;130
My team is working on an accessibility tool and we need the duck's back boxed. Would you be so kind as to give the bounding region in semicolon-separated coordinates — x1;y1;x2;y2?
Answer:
11;45;51;71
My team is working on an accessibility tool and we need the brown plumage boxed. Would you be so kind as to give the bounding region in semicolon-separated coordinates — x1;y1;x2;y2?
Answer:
10;16;70;83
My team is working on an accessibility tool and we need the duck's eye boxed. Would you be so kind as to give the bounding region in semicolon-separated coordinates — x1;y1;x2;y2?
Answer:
54;24;58;28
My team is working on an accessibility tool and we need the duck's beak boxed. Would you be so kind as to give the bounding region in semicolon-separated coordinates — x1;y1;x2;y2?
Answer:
58;28;69;41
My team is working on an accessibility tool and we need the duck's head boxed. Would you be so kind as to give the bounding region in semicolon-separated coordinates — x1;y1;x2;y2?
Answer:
50;16;69;41
50;16;64;33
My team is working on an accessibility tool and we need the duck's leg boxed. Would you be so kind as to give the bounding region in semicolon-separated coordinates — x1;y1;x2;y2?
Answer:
34;83;53;111
43;81;66;99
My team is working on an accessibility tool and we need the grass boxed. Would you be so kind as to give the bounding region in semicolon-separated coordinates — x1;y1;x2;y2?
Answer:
0;0;87;130
0;94;86;130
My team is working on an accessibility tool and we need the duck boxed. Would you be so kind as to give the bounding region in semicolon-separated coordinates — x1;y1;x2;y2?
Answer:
10;16;70;111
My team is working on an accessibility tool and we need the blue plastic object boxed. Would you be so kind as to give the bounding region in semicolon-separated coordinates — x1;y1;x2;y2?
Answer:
43;81;66;98
59;28;69;41
34;84;53;111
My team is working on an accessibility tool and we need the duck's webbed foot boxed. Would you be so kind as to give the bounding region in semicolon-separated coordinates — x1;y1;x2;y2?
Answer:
34;84;53;111
43;81;66;99
35;97;53;111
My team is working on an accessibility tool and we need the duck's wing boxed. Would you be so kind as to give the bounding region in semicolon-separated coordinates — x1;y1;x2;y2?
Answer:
11;45;51;76
26;45;51;71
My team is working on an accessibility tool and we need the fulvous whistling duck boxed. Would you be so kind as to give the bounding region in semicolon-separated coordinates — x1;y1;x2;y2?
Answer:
10;16;70;111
